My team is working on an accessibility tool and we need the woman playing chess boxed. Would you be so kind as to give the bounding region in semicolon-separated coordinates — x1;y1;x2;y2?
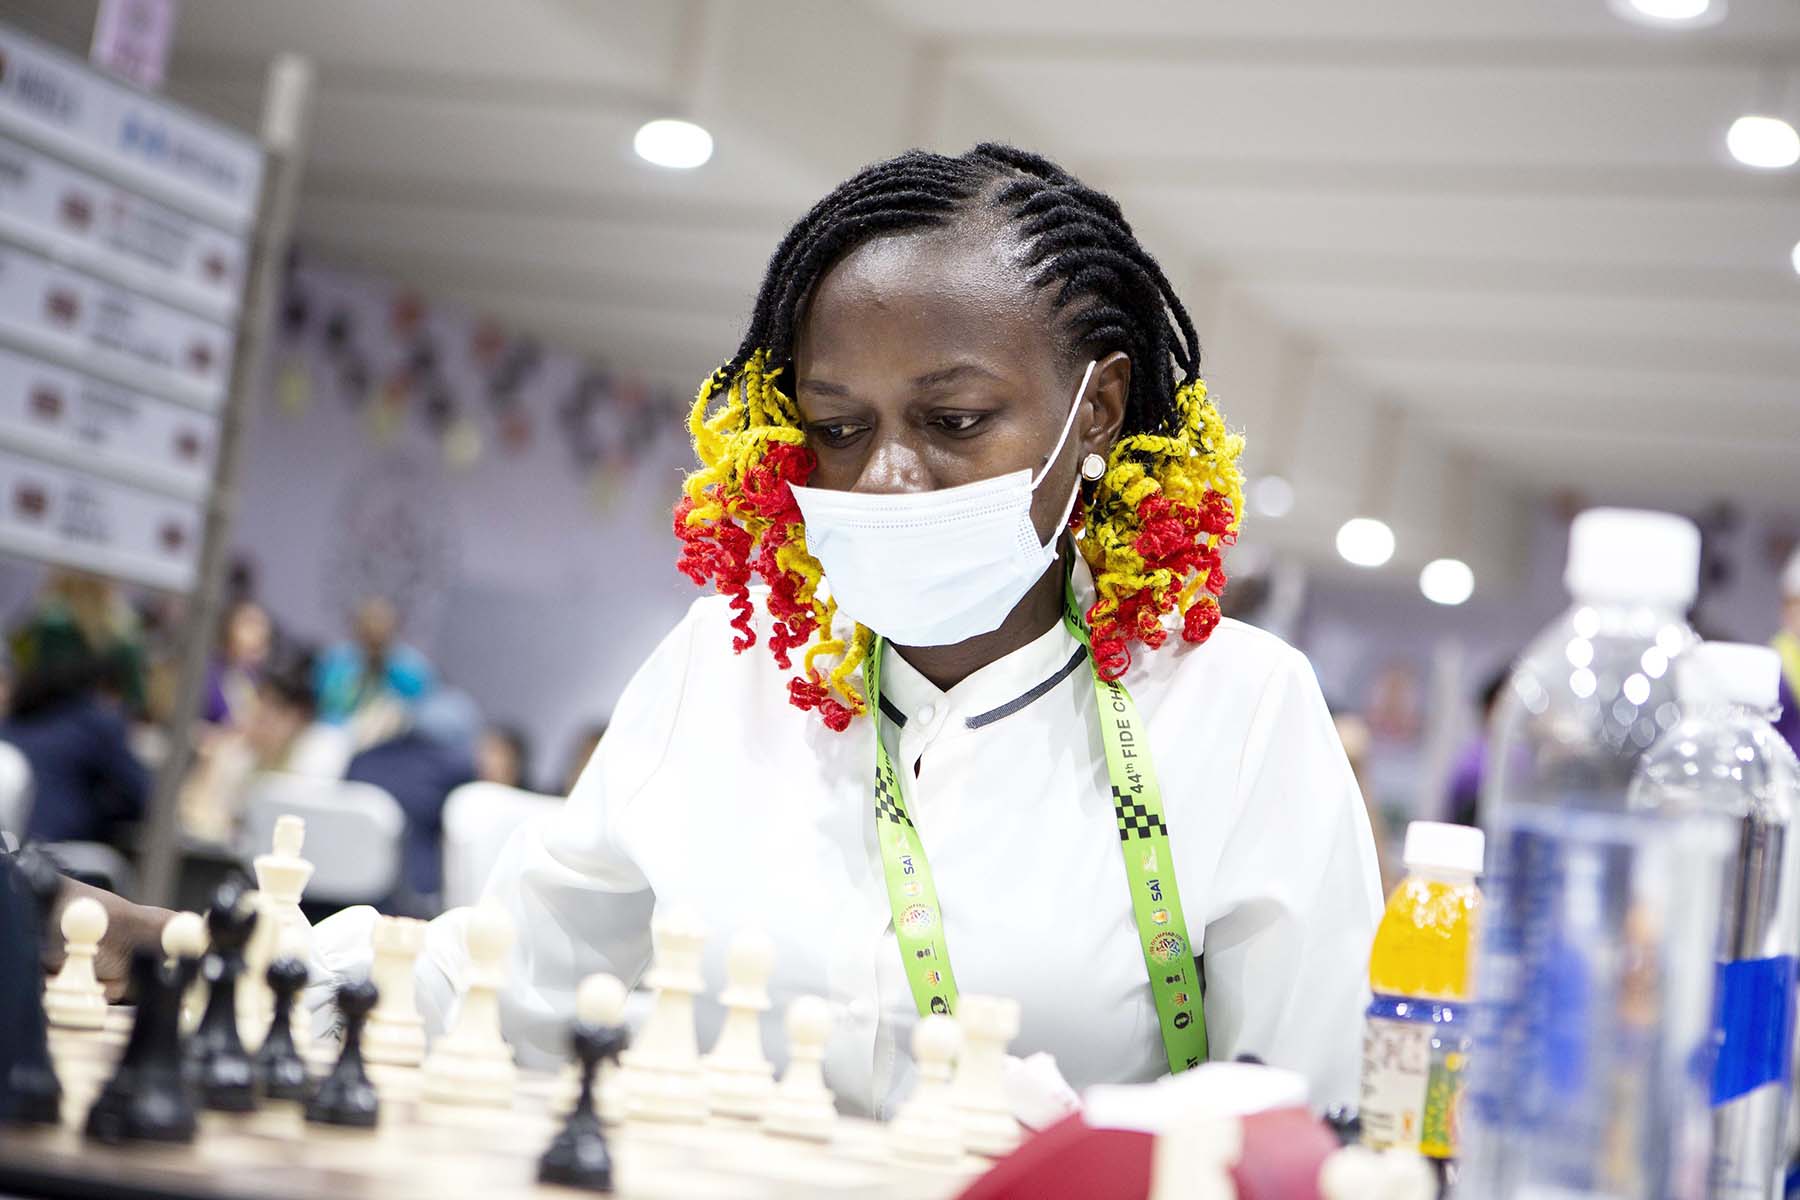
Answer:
344;144;1384;1118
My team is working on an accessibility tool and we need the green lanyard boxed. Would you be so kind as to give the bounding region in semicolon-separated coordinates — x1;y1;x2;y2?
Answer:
864;575;1208;1075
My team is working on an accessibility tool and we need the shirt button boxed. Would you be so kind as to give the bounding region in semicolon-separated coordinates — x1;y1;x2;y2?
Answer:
917;704;937;724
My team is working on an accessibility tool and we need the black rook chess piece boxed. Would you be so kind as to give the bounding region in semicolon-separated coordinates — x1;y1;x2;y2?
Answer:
537;1021;630;1192
189;879;258;1112
1;847;64;1125
85;949;197;1144
305;978;379;1128
255;956;311;1102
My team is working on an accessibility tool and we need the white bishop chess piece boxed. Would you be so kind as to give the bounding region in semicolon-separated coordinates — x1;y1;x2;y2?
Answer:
364;915;427;1067
556;972;630;1121
421;905;519;1108
948;994;1024;1157
45;896;107;1029
619;907;708;1123
762;995;838;1143
701;929;776;1119
889;1014;965;1166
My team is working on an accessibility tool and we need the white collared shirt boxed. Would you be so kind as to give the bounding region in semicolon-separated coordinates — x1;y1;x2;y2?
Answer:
437;564;1382;1117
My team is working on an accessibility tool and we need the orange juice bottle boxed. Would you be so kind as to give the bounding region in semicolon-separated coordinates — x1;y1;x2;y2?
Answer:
1360;820;1484;1160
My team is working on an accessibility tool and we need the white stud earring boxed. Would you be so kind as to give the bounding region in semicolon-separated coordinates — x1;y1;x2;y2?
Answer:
1080;452;1106;482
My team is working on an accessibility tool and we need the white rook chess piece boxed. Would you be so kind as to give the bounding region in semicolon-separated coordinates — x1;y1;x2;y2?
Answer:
160;910;208;1034
364;915;427;1067
45;896;107;1029
949;994;1024;1157
620;907;708;1123
421;905;518;1108
702;929;775;1119
1149;1106;1242;1200
763;995;837;1142
890;1014;965;1166
556;973;630;1121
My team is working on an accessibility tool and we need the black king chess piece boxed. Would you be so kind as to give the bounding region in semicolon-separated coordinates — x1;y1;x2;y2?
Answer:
85;949;198;1144
189;878;259;1112
537;1020;630;1192
2;846;65;1125
305;978;380;1128
255;955;311;1102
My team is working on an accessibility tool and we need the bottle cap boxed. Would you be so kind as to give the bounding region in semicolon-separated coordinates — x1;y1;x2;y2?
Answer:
1564;508;1700;607
1402;821;1485;877
1676;641;1781;712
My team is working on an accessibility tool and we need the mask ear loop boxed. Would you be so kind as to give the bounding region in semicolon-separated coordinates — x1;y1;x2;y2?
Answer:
1034;359;1099;553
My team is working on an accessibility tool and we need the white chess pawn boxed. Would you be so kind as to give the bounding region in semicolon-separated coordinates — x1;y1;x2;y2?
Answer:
45;897;107;1029
1318;1145;1436;1200
619;907;708;1123
160;909;208;1034
1149;1107;1242;1200
556;972;630;1120
763;995;838;1143
421;905;519;1108
702;929;775;1119
948;994;1024;1157
364;915;427;1067
889;1014;965;1165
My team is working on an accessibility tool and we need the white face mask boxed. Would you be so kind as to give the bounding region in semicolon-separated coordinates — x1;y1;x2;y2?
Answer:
789;360;1095;648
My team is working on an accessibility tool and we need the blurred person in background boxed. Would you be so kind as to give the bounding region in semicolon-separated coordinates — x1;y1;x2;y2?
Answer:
474;722;532;791
1445;666;1512;829
1774;547;1800;758
314;596;435;739
343;688;479;918
201;599;273;730
1;639;148;847
556;721;607;795
1332;709;1396;895
9;569;147;720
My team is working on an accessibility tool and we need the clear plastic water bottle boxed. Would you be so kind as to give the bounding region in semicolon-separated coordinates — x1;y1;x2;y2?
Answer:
1461;508;1730;1200
1632;642;1800;1200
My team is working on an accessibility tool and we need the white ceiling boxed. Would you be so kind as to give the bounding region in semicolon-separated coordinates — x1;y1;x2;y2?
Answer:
9;0;1800;585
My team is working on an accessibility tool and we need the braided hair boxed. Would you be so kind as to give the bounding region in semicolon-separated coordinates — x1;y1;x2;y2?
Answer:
674;144;1245;731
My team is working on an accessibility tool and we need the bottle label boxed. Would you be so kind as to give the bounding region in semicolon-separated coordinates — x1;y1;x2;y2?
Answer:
1361;996;1467;1159
1712;954;1797;1106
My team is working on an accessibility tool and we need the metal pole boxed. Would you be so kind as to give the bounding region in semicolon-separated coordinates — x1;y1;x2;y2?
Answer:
140;54;314;908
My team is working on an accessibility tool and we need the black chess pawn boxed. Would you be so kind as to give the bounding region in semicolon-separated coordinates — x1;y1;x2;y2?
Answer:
306;978;379;1128
1;847;63;1125
85;949;197;1144
538;1021;630;1192
189;879;258;1112
255;956;311;1102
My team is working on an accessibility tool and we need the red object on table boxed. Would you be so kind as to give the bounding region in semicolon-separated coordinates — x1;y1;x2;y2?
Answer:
955;1106;1341;1200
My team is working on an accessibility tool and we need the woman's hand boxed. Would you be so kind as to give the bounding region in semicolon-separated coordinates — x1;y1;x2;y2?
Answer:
39;876;175;1002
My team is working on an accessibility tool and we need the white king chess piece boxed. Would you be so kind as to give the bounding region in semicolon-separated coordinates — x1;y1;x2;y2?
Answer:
45;896;107;1029
240;815;315;1046
890;1014;966;1166
701;929;776;1119
949;994;1024;1157
557;973;630;1121
762;995;838;1143
619;907;708;1123
364;915;427;1067
421;905;519;1108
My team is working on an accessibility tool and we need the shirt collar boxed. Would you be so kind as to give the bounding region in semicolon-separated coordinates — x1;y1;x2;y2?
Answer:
874;555;1097;731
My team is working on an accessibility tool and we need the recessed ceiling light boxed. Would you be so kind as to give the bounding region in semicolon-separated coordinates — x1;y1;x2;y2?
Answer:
1727;115;1800;169
1419;557;1475;606
1336;517;1395;569
1790;239;1800;276
1250;474;1294;519
633;119;713;169
1608;0;1725;27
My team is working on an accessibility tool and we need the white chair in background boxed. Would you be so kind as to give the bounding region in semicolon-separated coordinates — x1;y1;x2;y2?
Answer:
0;740;33;839
240;773;405;907
442;781;563;910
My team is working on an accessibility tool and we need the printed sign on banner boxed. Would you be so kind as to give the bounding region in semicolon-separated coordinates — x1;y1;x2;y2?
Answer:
90;0;180;91
0;242;233;405
0;24;261;228
0;135;245;319
0;446;201;591
0;345;216;497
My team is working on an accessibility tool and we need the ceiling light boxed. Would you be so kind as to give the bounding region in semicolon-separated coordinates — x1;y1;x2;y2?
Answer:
1336;517;1395;569
633;119;713;169
1419;557;1475;606
1791;239;1800;275
1727;115;1800;169
1250;474;1294;519
1609;0;1724;26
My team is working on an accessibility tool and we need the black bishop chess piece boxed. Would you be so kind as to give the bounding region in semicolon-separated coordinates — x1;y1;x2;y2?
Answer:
1;846;64;1125
537;1020;630;1192
305;978;379;1128
188;878;258;1112
255;955;311;1102
85;948;198;1144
